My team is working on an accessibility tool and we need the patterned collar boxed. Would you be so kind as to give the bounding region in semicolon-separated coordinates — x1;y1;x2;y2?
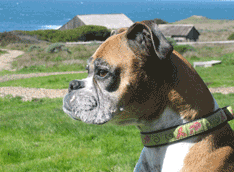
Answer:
141;106;233;147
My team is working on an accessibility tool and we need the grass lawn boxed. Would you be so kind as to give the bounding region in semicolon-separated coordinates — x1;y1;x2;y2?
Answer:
0;42;99;76
0;64;233;88
0;96;141;172
1;35;234;171
0;50;8;55
0;94;234;172
0;64;86;77
186;52;234;88
0;73;88;89
195;66;234;87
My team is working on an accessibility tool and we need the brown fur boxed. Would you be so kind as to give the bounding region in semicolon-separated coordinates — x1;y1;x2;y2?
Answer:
182;124;234;172
117;27;128;34
168;50;215;120
91;23;234;171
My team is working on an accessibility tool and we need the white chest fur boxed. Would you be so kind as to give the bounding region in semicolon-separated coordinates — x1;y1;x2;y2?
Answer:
134;136;197;172
134;97;220;172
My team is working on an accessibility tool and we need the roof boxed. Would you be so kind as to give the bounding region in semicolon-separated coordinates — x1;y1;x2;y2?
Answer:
158;24;199;36
77;14;134;29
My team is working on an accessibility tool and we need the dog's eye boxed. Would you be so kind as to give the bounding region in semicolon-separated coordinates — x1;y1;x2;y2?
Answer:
97;69;108;78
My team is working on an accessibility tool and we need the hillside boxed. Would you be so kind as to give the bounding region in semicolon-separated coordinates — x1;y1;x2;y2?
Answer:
172;15;234;41
173;15;234;31
173;15;230;24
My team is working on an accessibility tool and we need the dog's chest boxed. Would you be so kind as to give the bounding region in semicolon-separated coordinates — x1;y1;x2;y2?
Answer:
134;137;197;172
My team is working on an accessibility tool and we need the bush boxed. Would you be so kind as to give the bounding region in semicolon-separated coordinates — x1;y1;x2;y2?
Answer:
228;33;234;40
0;49;7;55
75;25;111;41
0;32;21;46
45;43;68;53
174;45;195;54
28;45;41;52
20;25;111;43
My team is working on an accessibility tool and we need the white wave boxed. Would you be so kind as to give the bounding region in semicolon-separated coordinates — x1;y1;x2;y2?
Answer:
40;25;62;30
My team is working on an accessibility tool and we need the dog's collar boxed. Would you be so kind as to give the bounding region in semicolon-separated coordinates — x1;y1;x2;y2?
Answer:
141;106;233;147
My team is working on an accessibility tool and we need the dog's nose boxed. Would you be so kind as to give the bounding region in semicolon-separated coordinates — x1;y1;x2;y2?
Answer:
68;80;85;93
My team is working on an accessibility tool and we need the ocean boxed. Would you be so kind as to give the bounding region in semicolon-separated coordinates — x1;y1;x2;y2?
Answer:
1;0;234;32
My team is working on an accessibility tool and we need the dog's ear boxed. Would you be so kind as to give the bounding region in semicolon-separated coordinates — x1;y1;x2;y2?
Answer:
126;20;173;60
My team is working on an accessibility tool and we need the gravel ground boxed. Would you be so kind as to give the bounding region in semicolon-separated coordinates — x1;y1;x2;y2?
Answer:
209;87;234;94
0;48;234;101
0;86;68;101
0;49;24;71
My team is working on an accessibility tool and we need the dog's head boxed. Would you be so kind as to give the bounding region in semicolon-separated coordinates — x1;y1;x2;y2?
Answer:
63;20;173;125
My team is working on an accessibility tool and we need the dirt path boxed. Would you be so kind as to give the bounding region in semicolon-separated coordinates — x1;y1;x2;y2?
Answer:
0;87;67;101
177;40;234;45
0;48;234;101
0;49;25;71
0;48;87;101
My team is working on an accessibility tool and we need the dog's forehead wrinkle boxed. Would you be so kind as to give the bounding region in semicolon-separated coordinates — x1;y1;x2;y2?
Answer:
94;58;110;68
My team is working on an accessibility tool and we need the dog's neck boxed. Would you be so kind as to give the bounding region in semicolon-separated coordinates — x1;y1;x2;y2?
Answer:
135;98;220;172
134;51;219;171
137;51;217;131
135;106;199;171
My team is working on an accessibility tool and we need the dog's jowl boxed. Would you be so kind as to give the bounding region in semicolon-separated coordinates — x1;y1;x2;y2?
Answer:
63;20;234;172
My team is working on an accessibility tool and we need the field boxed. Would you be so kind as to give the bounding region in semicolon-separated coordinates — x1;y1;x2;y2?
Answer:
173;15;234;41
0;93;234;172
1;17;234;171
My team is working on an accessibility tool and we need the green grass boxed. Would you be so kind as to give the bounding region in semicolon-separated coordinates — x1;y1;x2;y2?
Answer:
0;73;88;89
1;63;233;88
0;42;99;75
0;50;8;55
0;94;234;171
0;64;86;76
195;66;234;87
185;52;234;88
0;96;141;172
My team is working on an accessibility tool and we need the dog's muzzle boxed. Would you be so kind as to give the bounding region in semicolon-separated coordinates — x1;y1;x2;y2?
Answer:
63;90;98;121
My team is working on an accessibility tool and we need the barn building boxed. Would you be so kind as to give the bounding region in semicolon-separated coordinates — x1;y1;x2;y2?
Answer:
59;13;134;30
158;24;200;42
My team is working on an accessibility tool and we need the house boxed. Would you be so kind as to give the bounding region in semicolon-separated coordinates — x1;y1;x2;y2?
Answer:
59;13;134;30
158;24;200;42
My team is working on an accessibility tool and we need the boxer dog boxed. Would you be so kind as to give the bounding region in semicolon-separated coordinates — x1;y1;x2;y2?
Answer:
63;20;234;171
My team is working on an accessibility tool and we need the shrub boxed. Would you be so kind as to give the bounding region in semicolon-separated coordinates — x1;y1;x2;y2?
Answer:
70;25;111;42
174;45;195;54
0;49;7;55
190;56;200;60
45;43;66;53
18;25;111;43
228;33;234;40
0;32;21;46
28;45;41;52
